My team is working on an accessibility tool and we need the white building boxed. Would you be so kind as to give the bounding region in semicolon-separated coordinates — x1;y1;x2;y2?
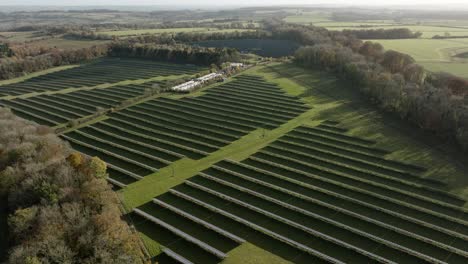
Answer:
171;73;222;93
230;63;244;68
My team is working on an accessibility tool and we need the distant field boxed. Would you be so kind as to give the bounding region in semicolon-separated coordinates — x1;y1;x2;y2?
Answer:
375;39;468;61
0;31;44;42
374;38;468;77
283;12;468;38
420;62;468;78
99;28;255;37
33;38;109;49
325;25;468;38
100;27;212;36
283;11;332;24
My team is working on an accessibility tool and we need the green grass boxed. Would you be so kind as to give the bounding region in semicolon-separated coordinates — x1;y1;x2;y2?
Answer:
100;27;213;36
221;243;292;264
374;39;468;61
99;28;253;37
374;39;468;77
265;63;468;196
119;62;468;261
283;11;333;24
420;61;468;78
60;61;466;262
0;31;43;42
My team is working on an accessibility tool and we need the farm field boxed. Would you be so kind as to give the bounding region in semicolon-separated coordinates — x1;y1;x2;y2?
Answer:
99;28;254;37
63;74;308;188
194;39;300;57
0;58;205;97
115;63;468;263
282;11;468;78
0;31;45;42
375;39;468;77
374;38;468;61
283;12;468;38
100;27;214;36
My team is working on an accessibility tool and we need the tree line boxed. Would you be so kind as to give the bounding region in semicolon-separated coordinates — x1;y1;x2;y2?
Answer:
108;42;240;66
273;22;468;151
0;43;13;58
0;108;146;263
342;28;422;39
0;45;108;80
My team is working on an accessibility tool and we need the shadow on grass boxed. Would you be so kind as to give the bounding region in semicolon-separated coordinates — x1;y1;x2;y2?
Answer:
262;63;468;191
135;191;315;264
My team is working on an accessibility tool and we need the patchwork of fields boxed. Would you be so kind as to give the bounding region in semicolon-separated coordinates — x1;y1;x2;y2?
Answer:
63;75;309;187
283;10;468;78
134;123;468;264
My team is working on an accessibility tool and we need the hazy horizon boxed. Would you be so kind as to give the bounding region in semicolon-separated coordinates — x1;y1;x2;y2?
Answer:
2;0;468;7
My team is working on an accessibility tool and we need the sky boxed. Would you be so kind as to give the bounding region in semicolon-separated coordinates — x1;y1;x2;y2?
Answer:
2;0;468;7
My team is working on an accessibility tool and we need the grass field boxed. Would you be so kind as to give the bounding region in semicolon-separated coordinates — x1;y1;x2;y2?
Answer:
0;31;44;42
283;11;332;24
116;62;468;263
375;39;468;77
5;56;467;263
99;28;253;37
282;11;468;78
375;38;468;61
283;12;468;38
100;27;213;36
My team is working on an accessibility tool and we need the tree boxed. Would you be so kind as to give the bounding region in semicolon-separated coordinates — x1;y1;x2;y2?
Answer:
89;157;107;179
381;50;415;73
0;108;145;263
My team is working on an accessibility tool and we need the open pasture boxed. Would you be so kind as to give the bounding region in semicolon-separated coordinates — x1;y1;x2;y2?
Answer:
100;27;213;36
374;38;468;77
135;122;468;264
0;58;204;97
63;75;308;188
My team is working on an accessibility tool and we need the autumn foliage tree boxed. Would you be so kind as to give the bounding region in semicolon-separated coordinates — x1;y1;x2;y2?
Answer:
0;108;146;263
289;22;468;151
